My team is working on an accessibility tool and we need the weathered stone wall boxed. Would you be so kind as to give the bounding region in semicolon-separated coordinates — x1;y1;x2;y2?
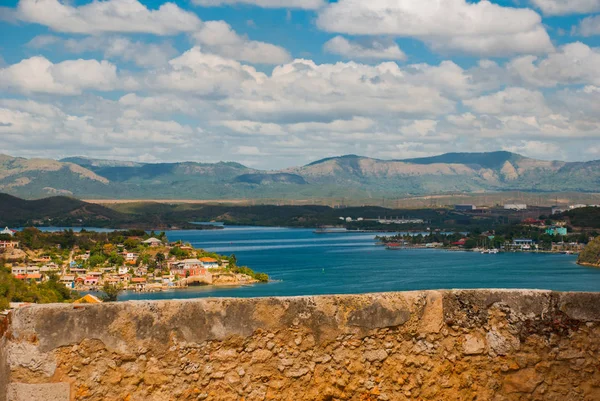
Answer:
2;290;600;401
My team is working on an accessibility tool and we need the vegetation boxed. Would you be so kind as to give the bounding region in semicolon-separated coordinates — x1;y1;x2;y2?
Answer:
0;194;213;229
560;207;600;229
100;282;123;302
231;266;269;283
1;228;269;309
0;261;77;310
377;220;594;252
3;152;600;201
578;237;600;267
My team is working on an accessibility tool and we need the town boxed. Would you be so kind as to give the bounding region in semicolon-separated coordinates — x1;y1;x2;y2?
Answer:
0;227;268;307
376;208;596;255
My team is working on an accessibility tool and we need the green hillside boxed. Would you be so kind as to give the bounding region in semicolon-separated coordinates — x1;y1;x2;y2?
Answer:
0;152;599;200
0;194;127;227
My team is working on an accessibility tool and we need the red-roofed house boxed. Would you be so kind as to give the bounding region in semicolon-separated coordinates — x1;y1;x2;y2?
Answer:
200;257;219;269
84;276;99;286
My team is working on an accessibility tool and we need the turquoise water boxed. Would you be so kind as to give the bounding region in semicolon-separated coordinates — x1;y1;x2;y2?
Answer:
119;226;600;301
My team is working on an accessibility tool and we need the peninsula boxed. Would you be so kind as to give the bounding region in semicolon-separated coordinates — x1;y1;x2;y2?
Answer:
0;228;268;309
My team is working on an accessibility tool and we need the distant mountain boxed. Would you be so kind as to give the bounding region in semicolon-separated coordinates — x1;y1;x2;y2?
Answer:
0;152;599;200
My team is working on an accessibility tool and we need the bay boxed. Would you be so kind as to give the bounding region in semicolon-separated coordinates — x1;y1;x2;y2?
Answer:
119;226;600;301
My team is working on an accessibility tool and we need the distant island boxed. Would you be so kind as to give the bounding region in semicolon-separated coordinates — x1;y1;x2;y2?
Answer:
0;228;268;310
2;151;600;201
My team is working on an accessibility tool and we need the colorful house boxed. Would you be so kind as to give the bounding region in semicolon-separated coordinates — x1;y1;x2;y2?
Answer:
200;257;219;269
546;226;568;236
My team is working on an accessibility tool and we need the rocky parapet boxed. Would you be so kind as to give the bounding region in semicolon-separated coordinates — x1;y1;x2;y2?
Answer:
1;290;600;400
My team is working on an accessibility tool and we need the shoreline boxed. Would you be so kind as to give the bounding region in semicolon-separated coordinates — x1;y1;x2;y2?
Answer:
577;261;600;268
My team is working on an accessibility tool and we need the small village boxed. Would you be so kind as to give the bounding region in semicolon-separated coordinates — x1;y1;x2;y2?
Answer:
378;214;593;255
0;227;268;297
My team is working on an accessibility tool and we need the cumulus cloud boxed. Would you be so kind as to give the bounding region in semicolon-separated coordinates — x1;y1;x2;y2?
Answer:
323;37;406;61
463;88;552;116
0;57;118;95
316;0;554;56
507;42;600;87
191;0;325;9
148;47;267;95
28;35;178;67
222;59;457;123
191;21;291;64
0;98;197;160
576;15;600;37
141;49;463;120
530;0;600;15
16;0;201;35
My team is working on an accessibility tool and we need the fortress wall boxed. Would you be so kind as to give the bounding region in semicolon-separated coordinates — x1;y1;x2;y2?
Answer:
2;290;600;401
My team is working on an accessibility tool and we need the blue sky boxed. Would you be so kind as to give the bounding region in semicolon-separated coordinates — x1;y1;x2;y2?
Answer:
1;0;600;168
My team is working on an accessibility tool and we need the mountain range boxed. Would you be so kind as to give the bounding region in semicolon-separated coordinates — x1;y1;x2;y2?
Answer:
0;151;599;200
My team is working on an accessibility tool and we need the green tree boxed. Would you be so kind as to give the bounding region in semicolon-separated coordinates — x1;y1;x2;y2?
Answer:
100;283;123;302
464;238;478;249
578;237;600;266
89;254;106;268
155;252;165;267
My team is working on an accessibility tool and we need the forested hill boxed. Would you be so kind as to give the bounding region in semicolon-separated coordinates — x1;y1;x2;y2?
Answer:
1;152;600;200
0;194;127;227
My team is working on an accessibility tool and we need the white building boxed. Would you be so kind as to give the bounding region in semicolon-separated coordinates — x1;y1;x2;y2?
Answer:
1;227;14;236
142;237;163;247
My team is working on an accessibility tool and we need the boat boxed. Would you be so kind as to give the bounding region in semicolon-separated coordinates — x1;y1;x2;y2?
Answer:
481;249;499;254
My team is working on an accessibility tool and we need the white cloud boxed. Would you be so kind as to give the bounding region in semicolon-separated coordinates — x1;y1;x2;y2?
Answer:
504;140;563;158
220;60;457;123
26;35;60;48
288;117;375;133
323;36;406;61
0;98;197;159
118;94;200;116
463;88;551;116
149;47;266;95
28;35;178;67
530;0;600;15
576;15;600;37
507;42;600;87
234;146;267;156
0;57;118;95
219;120;286;136
191;21;291;64
16;0;201;35
316;0;553;56
0;6;17;22
191;0;325;9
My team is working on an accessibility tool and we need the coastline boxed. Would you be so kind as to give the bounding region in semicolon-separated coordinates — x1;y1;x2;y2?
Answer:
577;261;600;268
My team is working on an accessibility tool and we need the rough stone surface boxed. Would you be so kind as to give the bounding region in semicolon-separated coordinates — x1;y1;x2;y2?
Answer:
463;334;485;355
7;383;70;401
1;289;599;401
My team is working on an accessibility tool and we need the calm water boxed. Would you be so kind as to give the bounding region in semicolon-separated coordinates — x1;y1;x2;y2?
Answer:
119;226;600;301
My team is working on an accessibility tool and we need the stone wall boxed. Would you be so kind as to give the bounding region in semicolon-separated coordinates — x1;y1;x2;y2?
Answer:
2;290;600;401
